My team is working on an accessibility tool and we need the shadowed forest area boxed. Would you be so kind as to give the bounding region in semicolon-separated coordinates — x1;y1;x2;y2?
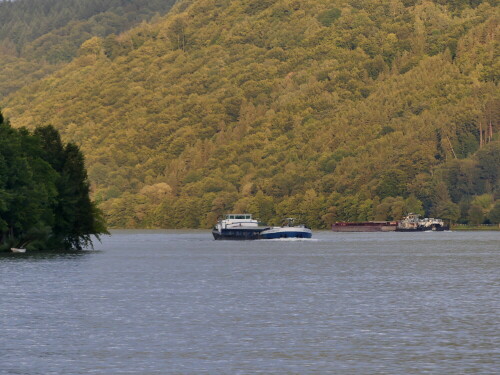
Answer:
0;0;177;97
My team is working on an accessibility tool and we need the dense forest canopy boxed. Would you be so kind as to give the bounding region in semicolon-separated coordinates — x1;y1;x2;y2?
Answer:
0;112;107;251
0;0;176;97
2;0;499;228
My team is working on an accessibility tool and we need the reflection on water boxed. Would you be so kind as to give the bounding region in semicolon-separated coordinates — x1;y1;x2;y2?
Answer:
1;230;499;374
0;250;96;261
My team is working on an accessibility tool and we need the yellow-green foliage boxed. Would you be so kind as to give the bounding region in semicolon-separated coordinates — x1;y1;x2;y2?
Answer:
2;0;499;228
0;0;176;97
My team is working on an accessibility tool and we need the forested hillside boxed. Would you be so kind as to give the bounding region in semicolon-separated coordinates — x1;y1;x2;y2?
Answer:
2;0;499;228
0;0;176;97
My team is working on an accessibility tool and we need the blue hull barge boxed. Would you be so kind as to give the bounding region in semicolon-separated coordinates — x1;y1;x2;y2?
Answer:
260;226;312;239
260;218;312;239
212;215;312;240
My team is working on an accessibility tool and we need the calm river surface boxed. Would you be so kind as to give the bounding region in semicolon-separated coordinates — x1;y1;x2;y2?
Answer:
1;230;499;374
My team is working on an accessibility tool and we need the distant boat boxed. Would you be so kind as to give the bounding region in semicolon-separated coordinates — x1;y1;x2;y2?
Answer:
260;218;312;239
332;221;397;232
11;248;26;253
396;213;449;231
212;213;269;240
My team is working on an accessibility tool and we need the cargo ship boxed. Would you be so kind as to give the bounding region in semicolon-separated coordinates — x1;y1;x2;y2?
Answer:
396;213;449;231
212;214;312;240
212;214;269;240
260;218;312;239
332;221;397;232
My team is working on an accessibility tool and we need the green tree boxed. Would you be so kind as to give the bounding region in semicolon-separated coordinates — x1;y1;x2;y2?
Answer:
376;170;408;199
487;201;500;224
476;141;500;192
0;115;57;249
0;113;107;250
431;182;460;223
467;204;484;225
405;195;424;215
54;143;107;249
375;197;406;220
317;8;341;27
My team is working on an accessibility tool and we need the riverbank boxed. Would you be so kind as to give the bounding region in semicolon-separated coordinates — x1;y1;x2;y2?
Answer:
452;224;500;231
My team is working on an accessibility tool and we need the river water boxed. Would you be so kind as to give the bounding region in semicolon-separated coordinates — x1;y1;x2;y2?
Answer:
1;230;499;374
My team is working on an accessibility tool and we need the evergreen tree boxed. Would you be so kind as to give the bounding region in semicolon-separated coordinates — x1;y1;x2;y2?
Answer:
0;113;107;251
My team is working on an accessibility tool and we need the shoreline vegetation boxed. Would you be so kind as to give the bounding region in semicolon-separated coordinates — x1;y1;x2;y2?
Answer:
0;112;108;252
452;224;500;231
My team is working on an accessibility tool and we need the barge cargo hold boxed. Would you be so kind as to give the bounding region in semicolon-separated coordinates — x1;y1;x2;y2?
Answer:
332;221;397;232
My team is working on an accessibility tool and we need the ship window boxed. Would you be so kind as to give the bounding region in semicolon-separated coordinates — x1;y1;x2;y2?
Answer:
235;215;245;219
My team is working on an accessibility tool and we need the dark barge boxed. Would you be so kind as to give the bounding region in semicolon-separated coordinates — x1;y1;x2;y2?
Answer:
332;221;397;232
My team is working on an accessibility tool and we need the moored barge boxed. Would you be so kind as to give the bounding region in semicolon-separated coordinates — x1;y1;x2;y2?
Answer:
332;214;449;232
332;221;397;232
396;213;449;231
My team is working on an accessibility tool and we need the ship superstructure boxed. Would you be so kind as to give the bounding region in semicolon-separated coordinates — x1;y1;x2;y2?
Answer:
396;213;448;231
212;214;269;240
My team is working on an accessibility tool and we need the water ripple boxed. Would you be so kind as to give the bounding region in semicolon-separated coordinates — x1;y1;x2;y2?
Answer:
1;230;499;374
